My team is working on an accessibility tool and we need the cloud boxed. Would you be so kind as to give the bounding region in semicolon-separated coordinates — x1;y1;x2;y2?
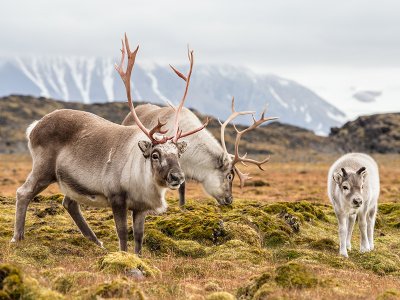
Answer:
1;0;399;69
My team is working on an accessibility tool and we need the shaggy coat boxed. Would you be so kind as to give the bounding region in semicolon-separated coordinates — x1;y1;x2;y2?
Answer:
327;153;380;257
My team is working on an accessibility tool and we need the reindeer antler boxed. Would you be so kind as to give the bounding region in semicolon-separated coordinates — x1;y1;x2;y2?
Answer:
115;33;172;144
170;47;209;143
220;98;277;188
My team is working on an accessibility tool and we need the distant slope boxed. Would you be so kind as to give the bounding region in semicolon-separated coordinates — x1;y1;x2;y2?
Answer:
0;57;345;134
329;113;400;153
0;95;337;156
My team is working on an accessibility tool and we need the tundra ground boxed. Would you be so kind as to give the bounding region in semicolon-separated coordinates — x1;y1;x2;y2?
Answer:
0;153;399;299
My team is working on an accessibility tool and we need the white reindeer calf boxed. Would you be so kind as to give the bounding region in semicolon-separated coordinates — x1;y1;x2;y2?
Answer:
327;153;380;257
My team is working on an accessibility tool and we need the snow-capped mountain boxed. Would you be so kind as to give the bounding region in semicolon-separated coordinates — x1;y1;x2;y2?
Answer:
0;57;346;134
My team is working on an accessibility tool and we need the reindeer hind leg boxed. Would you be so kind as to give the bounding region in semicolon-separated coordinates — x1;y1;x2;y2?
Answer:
11;167;55;242
62;196;103;247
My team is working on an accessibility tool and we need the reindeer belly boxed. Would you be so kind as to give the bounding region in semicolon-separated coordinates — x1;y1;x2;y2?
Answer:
58;181;109;207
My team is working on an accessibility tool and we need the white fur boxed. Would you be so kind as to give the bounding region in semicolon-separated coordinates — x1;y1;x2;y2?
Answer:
327;153;380;257
26;120;39;140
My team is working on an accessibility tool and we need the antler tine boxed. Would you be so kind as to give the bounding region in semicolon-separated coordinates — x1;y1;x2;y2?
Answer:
220;97;255;155
232;112;278;170
115;34;169;144
233;166;252;189
169;47;208;143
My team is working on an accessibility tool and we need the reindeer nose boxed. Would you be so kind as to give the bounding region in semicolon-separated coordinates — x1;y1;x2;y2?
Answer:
167;170;184;185
224;196;233;205
352;198;362;206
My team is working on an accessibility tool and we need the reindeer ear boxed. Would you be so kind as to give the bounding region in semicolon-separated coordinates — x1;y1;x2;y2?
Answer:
357;166;367;179
138;141;152;158
177;141;187;157
217;153;230;170
333;172;343;184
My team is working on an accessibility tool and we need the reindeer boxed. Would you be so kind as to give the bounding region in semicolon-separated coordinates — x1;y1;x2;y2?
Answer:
11;34;206;255
122;97;277;206
328;153;380;257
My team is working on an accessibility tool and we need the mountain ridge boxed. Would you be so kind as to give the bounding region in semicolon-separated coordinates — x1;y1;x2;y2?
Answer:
0;57;345;134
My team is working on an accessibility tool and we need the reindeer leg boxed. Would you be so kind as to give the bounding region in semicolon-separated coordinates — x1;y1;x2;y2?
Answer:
12;170;54;242
179;181;186;207
110;195;128;251
132;211;146;255
62;196;103;247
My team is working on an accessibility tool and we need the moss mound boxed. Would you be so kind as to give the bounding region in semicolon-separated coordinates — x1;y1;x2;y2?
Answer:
53;271;94;294
149;210;228;245
275;262;318;288
206;291;236;300
209;240;268;264
352;251;400;275
379;203;400;228
224;222;261;247
94;279;144;299
0;264;63;300
98;252;157;277
237;272;273;299
263;201;328;222
144;229;207;258
263;230;290;247
309;238;337;252
0;264;23;300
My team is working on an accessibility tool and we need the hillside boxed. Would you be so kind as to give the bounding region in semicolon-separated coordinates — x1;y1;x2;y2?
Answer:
329;113;400;153
0;95;337;158
0;58;345;134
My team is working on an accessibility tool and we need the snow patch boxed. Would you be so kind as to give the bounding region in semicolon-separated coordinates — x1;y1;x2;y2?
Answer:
268;87;288;108
16;57;50;98
102;58;114;102
146;70;172;105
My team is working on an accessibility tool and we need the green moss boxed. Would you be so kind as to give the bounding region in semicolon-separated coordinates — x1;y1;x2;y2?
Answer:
53;272;94;294
206;291;236;300
224;222;261;246
275;262;318;288
264;230;290;247
263;201;328;223
237;272;272;299
352;251;400;275
209;240;268;264
379;203;400;228
94;279;144;299
144;229;207;258
309;238;337;252
98;252;158;277
150;210;228;245
252;284;277;300
274;249;303;261
0;264;23;300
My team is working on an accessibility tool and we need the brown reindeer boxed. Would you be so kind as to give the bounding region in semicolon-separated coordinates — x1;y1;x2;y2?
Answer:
11;34;207;255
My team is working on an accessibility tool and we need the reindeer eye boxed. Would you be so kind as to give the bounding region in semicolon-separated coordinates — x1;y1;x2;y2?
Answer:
227;173;233;181
343;186;349;190
151;152;159;160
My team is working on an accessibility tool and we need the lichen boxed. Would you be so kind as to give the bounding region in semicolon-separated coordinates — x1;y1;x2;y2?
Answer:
377;289;400;300
224;222;261;247
98;252;158;277
275;262;318;288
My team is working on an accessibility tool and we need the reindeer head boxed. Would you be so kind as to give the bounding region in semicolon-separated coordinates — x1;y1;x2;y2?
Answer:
116;34;207;190
333;167;367;209
213;98;277;205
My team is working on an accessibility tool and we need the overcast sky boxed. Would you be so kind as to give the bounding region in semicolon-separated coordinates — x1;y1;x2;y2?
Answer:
1;0;399;117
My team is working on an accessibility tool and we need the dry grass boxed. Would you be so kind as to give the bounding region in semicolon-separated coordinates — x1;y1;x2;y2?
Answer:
0;153;399;299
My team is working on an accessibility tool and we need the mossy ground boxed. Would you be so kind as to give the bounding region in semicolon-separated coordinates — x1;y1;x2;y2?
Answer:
0;155;399;299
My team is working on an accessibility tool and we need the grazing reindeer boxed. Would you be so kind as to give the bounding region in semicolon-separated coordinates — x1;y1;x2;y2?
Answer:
11;34;206;255
328;153;380;257
123;98;277;205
